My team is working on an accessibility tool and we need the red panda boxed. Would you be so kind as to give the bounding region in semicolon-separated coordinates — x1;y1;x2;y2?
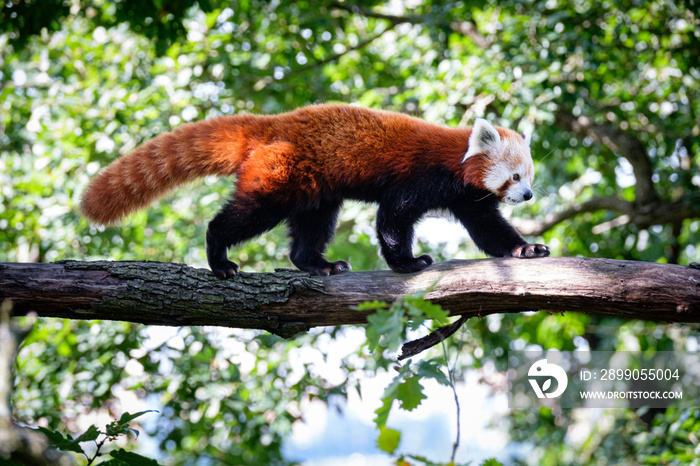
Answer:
81;104;549;278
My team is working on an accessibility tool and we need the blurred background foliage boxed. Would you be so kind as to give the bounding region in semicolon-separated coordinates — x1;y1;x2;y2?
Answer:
1;0;699;464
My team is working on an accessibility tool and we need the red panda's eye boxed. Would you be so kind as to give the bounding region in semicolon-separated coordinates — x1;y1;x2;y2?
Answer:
513;174;520;181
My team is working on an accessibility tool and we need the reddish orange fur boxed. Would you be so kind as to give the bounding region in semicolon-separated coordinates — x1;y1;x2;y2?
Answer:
81;104;502;225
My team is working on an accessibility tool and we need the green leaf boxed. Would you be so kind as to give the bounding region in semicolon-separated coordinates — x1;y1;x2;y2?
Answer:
105;410;158;438
366;307;406;352
418;301;450;326
75;424;101;443
416;359;451;386
355;300;390;311
35;427;85;454
374;374;402;427
374;395;393;429
396;375;427;411
117;410;159;426
481;459;505;466
109;448;161;465
377;426;401;454
405;295;449;326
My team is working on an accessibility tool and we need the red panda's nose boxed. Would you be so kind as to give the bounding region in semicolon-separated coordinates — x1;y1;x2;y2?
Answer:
523;190;533;201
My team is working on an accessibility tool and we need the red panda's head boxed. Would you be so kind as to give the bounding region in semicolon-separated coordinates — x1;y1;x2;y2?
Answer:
462;119;535;205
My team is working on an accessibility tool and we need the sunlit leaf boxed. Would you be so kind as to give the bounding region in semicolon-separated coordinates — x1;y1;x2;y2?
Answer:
377;426;401;454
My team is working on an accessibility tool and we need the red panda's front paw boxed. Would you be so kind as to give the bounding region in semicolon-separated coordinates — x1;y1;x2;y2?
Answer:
511;244;550;258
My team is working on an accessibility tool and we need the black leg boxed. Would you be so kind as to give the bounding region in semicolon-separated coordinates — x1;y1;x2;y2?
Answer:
376;202;433;273
206;198;286;278
450;203;549;258
287;201;351;276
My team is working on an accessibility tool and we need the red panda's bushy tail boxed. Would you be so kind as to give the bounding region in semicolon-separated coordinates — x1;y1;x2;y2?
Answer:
81;115;255;225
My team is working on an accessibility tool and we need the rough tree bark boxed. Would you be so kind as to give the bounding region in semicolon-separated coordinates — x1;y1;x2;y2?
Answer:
1;258;699;337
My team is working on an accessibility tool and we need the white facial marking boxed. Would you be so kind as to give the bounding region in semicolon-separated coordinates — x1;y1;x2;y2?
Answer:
482;133;536;205
484;161;511;192
503;163;535;205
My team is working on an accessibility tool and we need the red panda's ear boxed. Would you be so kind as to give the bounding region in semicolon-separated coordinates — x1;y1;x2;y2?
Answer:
522;127;532;145
462;118;501;162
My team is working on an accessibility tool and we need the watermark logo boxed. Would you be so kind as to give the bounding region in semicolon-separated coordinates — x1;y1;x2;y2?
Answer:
509;351;697;409
528;358;568;399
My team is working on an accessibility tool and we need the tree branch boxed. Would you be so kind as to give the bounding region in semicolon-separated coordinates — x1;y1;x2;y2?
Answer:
398;315;469;360
285;25;394;78
554;108;658;205
330;3;491;48
449;20;491;49
513;194;700;237
514;107;700;238
330;3;431;25
1;259;699;336
513;196;634;236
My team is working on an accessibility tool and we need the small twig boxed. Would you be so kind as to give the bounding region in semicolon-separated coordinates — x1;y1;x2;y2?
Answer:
285;25;395;79
86;436;108;465
330;3;432;25
331;2;491;49
398;315;469;360
441;330;462;463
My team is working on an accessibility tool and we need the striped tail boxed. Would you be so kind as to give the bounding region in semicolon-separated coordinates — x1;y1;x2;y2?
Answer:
81;115;254;225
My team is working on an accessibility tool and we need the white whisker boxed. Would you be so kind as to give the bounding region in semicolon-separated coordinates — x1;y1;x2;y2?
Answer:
475;192;494;202
535;148;556;170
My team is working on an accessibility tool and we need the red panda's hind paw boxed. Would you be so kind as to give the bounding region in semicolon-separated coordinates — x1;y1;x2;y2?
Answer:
389;254;434;273
303;260;352;277
332;260;352;275
210;259;240;279
323;260;352;276
511;244;550;258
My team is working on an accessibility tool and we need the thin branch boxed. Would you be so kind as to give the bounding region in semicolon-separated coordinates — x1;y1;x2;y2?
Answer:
330;3;491;48
86;437;107;466
330;3;433;25
285;25;395;78
441;333;462;463
670;220;684;264
449;21;491;49
513;196;634;236
513;195;699;237
554;108;658;205
398;315;469;360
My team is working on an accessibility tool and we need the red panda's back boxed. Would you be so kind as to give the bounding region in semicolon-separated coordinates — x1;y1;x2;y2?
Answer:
274;105;468;189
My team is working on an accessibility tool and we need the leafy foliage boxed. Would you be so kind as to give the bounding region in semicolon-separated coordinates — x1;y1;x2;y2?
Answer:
1;0;215;54
361;289;450;360
2;0;699;464
37;411;158;464
359;293;458;458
